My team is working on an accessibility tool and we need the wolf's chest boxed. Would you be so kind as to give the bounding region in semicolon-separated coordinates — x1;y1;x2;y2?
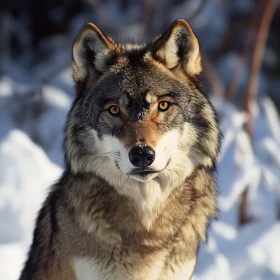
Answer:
73;254;165;280
73;252;196;280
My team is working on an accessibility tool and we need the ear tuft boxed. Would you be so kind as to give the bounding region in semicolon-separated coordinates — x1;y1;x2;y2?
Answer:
151;19;201;77
72;23;117;90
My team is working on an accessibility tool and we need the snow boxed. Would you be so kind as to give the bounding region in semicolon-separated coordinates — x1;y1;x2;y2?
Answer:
0;244;26;280
0;79;280;279
0;76;14;97
0;130;62;280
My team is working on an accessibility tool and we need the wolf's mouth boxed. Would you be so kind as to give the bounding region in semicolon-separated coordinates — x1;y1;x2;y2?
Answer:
128;169;160;183
129;169;159;177
129;158;171;178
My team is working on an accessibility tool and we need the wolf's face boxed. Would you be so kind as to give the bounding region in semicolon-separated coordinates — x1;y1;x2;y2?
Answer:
65;19;220;190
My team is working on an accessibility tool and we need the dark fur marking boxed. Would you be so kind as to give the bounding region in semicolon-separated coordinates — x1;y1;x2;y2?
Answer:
105;52;118;67
189;75;203;92
194;116;211;135
72;124;86;136
105;251;114;269
125;47;148;67
19;190;59;278
49;191;60;248
82;36;97;67
176;32;191;59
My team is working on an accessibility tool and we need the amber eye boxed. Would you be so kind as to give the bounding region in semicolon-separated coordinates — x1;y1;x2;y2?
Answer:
158;101;170;112
108;105;120;116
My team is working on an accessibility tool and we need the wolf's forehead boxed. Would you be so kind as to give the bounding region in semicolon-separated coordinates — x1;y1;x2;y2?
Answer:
115;73;158;104
119;89;158;105
115;92;153;120
119;70;174;99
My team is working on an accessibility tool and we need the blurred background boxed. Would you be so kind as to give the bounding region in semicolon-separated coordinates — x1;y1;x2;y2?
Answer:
0;0;280;279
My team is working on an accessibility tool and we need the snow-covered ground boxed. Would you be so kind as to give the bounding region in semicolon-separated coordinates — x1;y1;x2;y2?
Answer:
0;75;280;280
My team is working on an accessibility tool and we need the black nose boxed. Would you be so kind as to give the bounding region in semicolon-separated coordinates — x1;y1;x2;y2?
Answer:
129;145;155;169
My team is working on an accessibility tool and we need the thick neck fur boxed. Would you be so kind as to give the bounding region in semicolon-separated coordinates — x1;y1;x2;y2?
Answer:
60;167;217;247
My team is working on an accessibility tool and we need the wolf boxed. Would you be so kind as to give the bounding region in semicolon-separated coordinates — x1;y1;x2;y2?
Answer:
19;19;221;280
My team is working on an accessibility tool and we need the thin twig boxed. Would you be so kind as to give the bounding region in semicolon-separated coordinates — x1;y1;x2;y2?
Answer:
239;0;276;227
226;1;263;102
141;0;154;40
244;0;276;139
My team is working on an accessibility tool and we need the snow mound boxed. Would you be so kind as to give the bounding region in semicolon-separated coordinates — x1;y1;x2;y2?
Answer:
0;130;62;280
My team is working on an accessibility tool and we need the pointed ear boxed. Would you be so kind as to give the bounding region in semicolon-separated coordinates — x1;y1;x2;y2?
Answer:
72;23;117;90
151;19;201;77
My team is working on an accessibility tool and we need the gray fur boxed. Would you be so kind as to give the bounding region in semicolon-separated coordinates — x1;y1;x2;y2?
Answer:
20;19;221;280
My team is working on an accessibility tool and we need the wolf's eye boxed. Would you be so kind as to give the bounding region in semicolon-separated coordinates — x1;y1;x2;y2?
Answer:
108;105;121;116
158;101;170;112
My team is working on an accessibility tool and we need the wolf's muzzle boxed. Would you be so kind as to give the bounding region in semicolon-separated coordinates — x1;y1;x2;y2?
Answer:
129;144;155;169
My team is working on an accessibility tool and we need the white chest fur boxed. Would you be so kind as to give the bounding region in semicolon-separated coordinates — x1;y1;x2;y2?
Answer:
73;254;165;280
73;254;196;280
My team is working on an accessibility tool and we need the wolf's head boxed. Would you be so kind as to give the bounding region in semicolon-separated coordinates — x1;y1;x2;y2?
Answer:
65;19;220;193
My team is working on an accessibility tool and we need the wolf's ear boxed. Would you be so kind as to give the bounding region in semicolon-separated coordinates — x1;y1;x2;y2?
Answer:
72;23;117;90
151;19;201;77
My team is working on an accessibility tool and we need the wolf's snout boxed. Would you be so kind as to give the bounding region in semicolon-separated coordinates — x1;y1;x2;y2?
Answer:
129;145;155;169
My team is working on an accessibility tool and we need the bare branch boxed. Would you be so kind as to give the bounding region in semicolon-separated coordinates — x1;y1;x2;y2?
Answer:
141;0;155;40
239;0;276;227
226;1;263;102
244;0;276;139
